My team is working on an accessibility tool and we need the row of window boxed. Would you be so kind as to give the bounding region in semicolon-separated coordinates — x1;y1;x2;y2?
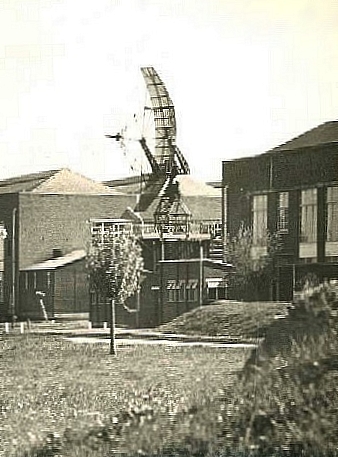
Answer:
167;279;198;303
22;271;52;290
252;186;338;245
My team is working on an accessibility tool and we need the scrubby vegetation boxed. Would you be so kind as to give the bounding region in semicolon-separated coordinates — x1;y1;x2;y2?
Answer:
226;225;281;301
2;282;337;456
217;281;338;456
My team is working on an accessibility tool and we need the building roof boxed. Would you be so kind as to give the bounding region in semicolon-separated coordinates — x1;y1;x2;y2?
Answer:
269;120;338;153
23;249;87;271
175;175;221;221
0;168;124;195
105;172;222;222
174;175;221;197
181;195;222;221
133;175;221;222
104;174;152;194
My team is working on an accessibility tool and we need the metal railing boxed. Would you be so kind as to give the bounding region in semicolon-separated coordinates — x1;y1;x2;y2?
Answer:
91;219;221;240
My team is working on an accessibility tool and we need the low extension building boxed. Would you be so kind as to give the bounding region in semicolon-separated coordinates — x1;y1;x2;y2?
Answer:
222;120;338;301
0;168;134;320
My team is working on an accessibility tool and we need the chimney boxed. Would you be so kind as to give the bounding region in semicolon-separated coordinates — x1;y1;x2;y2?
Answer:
52;249;63;258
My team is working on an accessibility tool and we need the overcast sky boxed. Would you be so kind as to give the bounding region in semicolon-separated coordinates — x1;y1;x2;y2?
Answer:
1;0;338;183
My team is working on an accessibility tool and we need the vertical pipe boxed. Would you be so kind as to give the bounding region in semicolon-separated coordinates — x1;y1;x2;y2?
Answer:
199;242;203;306
269;155;273;190
161;239;165;261
11;208;17;322
292;263;296;301
222;185;228;264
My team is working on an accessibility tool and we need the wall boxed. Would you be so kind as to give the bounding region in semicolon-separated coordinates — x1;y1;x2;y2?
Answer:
18;193;135;269
54;260;89;314
18;269;54;319
18;259;89;319
222;145;338;301
0;193;19;319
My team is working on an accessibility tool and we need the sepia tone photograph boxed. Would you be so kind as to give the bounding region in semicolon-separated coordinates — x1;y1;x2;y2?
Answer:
0;1;338;456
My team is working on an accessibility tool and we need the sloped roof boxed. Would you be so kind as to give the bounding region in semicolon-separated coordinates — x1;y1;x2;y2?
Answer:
104;174;151;194
0;168;123;195
132;175;221;222
269;120;338;153
106;173;222;222
174;175;221;197
0;169;60;194
23;249;86;271
181;195;222;221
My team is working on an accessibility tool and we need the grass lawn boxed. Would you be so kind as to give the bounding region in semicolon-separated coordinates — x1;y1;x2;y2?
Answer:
0;334;250;456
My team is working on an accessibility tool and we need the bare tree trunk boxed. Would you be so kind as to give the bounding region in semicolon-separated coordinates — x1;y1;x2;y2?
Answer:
110;298;116;355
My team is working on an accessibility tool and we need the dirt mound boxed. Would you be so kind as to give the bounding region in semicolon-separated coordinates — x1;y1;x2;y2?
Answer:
158;301;289;341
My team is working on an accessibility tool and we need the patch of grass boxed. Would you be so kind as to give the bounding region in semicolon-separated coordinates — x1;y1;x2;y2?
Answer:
0;334;249;456
158;301;288;340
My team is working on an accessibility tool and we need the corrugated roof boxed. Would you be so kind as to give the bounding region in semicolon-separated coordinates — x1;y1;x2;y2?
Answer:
269;120;338;153
0;168;124;195
23;249;86;271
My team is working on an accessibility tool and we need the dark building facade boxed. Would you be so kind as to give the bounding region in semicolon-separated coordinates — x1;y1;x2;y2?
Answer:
0;168;134;320
19;251;88;319
90;175;229;327
222;120;338;301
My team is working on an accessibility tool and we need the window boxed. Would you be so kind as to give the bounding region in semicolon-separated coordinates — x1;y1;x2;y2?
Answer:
252;195;268;245
327;186;338;242
47;271;51;289
186;280;198;302
0;224;5;271
0;271;3;303
177;280;186;302
300;189;317;243
0;225;6;303
167;280;176;302
277;192;289;233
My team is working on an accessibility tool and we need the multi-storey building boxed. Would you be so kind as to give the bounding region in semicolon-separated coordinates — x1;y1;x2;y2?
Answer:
222;120;338;301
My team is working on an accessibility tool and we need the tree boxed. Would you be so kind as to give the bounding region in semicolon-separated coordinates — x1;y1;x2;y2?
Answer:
227;224;280;301
87;228;144;354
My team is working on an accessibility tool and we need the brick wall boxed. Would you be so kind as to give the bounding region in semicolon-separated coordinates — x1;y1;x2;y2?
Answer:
18;193;135;269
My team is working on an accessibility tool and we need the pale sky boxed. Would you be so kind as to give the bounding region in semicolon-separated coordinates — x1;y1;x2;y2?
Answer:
1;0;338;183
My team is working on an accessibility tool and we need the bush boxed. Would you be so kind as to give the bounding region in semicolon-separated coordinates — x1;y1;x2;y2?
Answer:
218;281;338;456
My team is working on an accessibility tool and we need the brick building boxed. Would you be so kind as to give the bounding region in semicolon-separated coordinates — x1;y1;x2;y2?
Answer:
0;168;134;320
222;120;338;301
90;175;230;327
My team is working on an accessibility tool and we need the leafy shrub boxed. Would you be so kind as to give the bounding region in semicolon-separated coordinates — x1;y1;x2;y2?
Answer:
218;281;338;456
